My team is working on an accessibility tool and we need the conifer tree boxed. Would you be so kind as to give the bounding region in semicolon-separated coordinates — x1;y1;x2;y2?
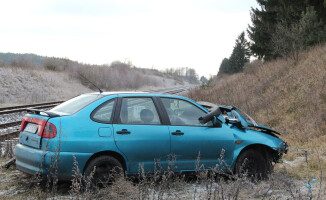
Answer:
228;32;250;73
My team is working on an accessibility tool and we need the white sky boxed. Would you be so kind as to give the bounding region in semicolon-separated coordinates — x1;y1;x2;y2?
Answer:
0;0;258;77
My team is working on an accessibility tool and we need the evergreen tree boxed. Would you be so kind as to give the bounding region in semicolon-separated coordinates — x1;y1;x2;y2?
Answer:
200;76;208;83
218;32;250;74
272;6;326;61
248;0;326;60
218;58;230;74
298;6;326;47
228;32;250;73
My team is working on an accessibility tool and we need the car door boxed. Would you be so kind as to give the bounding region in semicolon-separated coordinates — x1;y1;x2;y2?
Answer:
160;97;235;171
113;96;170;174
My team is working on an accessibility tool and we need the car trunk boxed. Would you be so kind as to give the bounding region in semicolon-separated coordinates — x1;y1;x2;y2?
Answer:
19;114;51;149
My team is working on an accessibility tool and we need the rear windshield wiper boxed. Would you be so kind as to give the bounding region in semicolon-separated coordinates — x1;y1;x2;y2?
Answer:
26;109;60;118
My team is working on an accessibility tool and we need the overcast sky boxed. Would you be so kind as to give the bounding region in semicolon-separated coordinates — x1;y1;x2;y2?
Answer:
0;0;258;77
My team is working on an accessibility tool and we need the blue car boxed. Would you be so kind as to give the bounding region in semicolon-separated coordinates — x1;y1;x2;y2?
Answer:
15;92;288;181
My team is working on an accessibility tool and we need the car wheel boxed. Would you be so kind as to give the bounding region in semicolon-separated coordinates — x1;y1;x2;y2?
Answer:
83;155;123;186
235;149;270;179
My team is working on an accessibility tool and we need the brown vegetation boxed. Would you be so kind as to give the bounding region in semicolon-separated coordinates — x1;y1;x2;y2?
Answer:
0;60;196;105
188;44;326;177
0;53;199;96
1;154;324;199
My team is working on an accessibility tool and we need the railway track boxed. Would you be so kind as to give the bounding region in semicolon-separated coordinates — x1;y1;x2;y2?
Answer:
0;86;193;141
0;100;64;113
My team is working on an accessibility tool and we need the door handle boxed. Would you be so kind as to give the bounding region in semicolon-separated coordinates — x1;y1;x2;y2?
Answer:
172;130;184;135
116;129;131;134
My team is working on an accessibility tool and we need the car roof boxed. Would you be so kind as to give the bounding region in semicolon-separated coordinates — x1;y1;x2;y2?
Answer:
84;91;209;112
85;91;182;98
87;91;149;95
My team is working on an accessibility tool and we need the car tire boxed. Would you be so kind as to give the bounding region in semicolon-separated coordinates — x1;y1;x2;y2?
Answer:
235;149;270;179
83;155;123;186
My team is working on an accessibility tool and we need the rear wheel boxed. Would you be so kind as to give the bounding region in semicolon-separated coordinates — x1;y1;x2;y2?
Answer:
83;155;123;186
235;149;271;179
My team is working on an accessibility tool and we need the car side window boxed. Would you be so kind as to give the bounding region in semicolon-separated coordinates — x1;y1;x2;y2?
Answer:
161;98;212;126
91;99;116;123
119;98;161;125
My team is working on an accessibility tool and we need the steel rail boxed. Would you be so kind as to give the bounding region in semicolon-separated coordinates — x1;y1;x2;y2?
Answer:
0;121;21;129
0;103;61;115
0;101;64;112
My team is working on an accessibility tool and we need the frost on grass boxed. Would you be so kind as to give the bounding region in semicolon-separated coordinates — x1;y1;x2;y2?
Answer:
0;139;17;158
0;155;325;199
0;65;194;106
0;67;91;105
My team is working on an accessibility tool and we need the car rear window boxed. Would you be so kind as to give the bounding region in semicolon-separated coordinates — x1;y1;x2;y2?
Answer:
50;94;103;115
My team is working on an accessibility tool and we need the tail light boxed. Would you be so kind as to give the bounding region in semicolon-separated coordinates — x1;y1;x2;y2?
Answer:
20;116;57;139
42;122;57;138
20;116;30;131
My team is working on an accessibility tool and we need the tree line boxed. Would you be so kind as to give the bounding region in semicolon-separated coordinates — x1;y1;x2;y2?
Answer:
218;0;326;75
164;67;199;84
0;53;200;89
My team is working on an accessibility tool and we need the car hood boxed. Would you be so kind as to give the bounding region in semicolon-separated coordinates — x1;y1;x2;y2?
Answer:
197;102;282;137
247;122;281;137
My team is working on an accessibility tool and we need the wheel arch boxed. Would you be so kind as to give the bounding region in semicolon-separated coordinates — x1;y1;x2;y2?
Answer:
234;143;279;168
83;150;127;174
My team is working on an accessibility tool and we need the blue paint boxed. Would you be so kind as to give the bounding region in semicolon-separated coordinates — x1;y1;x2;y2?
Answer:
15;92;288;179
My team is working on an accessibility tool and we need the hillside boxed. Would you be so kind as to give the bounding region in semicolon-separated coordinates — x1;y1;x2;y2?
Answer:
0;53;198;106
188;45;326;176
0;66;91;106
0;53;45;68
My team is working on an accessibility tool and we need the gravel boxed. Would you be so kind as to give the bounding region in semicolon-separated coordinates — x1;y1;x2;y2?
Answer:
0;112;25;124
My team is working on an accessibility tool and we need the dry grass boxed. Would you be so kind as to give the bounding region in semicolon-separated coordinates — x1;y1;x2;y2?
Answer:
0;135;325;199
187;44;326;178
72;63;188;91
0;156;325;199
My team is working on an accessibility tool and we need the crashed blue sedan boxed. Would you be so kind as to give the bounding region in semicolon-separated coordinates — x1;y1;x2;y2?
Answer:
15;92;288;181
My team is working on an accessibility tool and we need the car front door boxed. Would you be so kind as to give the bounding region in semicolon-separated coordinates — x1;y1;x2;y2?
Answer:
113;96;170;174
160;97;235;171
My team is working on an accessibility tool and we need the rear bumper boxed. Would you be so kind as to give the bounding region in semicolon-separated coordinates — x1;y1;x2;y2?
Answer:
15;144;92;180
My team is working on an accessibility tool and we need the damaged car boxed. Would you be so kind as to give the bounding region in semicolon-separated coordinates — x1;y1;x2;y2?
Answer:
15;92;288;182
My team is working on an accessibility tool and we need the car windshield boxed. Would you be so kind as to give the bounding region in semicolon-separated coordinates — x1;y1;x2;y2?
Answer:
234;108;258;127
50;94;103;115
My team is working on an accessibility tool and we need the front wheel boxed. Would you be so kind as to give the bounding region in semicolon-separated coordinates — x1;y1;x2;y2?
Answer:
235;149;271;179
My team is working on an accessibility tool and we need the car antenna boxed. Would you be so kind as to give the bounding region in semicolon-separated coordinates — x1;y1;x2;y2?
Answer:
78;73;103;93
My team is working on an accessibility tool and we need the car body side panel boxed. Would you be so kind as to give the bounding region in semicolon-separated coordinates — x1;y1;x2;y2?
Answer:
15;143;92;180
229;127;285;168
113;124;170;174
169;124;235;171
37;94;129;174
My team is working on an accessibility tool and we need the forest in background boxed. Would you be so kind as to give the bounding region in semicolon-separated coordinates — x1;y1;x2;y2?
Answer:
218;0;326;75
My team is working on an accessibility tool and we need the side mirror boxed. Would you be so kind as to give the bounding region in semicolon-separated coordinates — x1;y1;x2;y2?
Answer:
227;118;242;127
199;107;222;124
212;116;222;127
226;110;248;129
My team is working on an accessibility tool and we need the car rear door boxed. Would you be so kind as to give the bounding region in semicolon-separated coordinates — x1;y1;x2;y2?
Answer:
112;96;170;174
159;97;235;171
